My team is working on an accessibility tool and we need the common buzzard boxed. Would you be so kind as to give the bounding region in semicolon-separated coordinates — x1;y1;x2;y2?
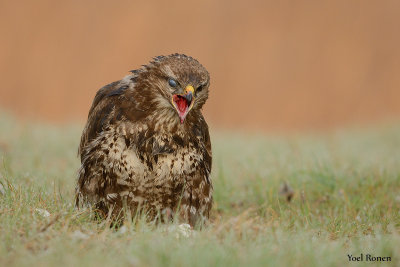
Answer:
76;54;212;226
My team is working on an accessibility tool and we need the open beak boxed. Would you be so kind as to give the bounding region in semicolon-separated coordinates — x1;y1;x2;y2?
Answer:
171;85;195;123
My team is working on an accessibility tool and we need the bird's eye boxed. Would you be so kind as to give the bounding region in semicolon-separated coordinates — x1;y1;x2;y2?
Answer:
168;78;177;88
197;84;205;92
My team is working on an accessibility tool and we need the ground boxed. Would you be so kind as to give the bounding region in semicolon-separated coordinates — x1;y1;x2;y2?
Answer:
0;113;399;266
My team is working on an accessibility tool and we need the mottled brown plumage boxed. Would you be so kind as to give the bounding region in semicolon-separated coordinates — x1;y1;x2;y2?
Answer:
76;54;212;226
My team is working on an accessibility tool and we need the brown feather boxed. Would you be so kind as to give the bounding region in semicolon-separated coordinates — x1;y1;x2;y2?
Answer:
76;54;213;226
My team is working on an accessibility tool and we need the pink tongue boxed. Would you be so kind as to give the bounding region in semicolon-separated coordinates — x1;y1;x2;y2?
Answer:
177;98;187;113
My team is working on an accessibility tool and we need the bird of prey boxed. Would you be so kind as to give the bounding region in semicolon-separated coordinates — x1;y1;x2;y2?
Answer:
76;54;212;226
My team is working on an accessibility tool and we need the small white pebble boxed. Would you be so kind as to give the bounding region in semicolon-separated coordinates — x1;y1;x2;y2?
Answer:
167;223;193;238
35;208;50;218
178;223;192;237
71;230;89;240
118;225;127;234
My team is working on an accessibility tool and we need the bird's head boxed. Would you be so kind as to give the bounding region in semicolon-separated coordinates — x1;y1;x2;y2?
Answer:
133;54;210;124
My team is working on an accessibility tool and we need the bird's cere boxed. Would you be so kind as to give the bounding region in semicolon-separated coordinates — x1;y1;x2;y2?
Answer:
185;85;195;95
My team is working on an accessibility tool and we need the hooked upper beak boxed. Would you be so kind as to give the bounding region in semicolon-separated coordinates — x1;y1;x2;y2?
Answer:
184;85;194;102
171;85;195;123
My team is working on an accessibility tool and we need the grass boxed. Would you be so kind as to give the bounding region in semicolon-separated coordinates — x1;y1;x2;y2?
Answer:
0;113;399;266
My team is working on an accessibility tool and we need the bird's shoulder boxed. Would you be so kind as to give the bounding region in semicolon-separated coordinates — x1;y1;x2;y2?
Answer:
78;77;143;157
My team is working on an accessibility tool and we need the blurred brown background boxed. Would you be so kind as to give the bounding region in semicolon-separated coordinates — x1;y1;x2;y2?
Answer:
0;0;399;131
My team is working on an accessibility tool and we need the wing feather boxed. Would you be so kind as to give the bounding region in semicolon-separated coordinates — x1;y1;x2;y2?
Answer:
197;114;212;180
78;81;128;157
